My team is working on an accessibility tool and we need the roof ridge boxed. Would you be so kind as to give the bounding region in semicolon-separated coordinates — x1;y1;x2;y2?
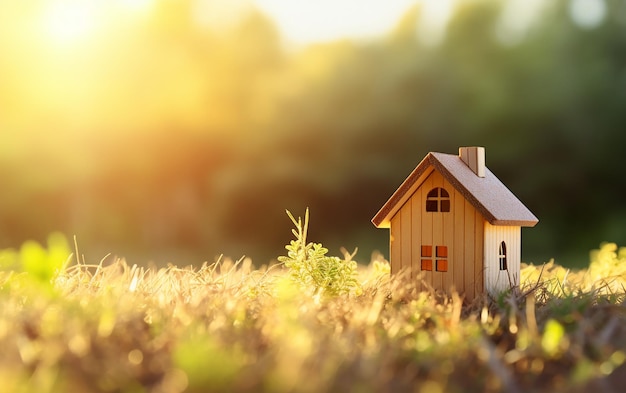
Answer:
372;151;538;228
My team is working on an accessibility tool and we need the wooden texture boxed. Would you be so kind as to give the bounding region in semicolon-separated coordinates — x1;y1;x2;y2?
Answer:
420;173;433;288
443;181;455;292
388;170;486;300
453;191;466;294
474;211;485;295
459;147;485;178
431;174;443;291
400;199;412;278
410;187;423;287
390;213;401;276
379;147;532;301
463;199;475;300
483;222;521;294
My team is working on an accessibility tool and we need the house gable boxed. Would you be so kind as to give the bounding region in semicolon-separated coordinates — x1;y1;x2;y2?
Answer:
388;170;485;299
372;152;538;229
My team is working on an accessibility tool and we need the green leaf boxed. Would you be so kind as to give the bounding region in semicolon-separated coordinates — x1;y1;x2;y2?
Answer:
19;232;71;285
542;319;565;357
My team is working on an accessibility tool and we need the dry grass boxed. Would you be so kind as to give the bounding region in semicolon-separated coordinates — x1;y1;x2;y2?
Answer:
0;244;625;392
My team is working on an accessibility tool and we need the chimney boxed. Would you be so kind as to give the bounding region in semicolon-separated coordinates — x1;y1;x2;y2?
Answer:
459;147;485;178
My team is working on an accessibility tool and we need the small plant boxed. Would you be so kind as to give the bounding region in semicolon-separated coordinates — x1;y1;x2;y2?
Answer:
278;209;361;297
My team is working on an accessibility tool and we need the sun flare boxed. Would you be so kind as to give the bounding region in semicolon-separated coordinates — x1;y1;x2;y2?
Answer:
42;1;100;46
118;0;153;12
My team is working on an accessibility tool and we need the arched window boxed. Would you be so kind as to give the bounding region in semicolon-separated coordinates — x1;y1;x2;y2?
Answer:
426;188;450;212
499;241;508;271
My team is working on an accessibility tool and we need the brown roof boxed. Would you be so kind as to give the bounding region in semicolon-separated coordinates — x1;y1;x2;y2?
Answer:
372;152;539;228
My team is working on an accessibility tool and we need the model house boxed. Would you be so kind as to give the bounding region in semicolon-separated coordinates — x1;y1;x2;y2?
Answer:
372;147;538;300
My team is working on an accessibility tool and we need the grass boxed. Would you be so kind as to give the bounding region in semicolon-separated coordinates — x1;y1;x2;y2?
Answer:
0;238;626;392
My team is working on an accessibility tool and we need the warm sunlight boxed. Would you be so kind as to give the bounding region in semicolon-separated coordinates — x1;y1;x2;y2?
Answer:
6;0;462;134
417;0;456;45
254;0;418;45
41;0;154;46
118;0;153;13
42;1;100;46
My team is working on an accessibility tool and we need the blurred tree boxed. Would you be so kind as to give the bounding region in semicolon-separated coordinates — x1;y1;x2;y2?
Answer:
2;0;626;266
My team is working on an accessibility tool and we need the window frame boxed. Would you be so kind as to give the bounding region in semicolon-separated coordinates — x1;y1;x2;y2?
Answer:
421;245;448;272
499;241;508;271
435;246;448;272
426;188;450;213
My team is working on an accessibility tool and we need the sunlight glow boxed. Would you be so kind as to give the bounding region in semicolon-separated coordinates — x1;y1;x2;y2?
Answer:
43;1;100;46
495;0;546;45
417;0;455;46
570;0;606;29
118;0;153;13
193;0;253;31
253;0;418;45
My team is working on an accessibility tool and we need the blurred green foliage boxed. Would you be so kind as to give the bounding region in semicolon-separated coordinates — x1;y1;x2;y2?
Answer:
174;333;245;391
1;0;625;266
0;232;71;289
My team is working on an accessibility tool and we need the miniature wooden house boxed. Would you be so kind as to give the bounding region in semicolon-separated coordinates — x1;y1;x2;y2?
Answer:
372;147;538;300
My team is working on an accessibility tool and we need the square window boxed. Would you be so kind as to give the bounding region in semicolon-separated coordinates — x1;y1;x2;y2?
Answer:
421;259;433;271
440;200;450;212
436;246;448;258
426;200;438;212
436;259;448;272
421;245;432;257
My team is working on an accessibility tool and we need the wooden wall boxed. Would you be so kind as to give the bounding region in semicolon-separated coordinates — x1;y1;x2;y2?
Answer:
389;171;485;300
483;222;521;295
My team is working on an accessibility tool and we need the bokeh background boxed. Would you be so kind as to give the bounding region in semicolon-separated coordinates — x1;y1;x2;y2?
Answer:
1;0;624;267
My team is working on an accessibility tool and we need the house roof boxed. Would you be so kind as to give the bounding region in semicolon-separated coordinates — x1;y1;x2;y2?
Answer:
372;152;539;228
